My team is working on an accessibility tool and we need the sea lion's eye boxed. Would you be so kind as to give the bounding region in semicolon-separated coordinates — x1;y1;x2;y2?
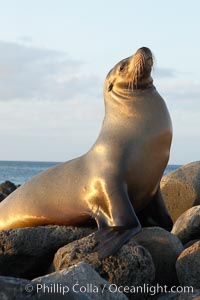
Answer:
108;83;113;92
119;63;126;72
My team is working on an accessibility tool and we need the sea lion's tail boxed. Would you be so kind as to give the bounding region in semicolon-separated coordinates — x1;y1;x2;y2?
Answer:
94;226;141;259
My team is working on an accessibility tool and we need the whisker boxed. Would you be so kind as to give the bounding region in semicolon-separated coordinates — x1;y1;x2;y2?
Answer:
128;48;153;92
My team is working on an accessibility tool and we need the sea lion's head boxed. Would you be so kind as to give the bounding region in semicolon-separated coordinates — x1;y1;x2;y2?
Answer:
104;47;154;98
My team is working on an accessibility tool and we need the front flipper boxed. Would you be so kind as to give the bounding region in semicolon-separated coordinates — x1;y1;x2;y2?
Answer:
91;180;141;259
94;226;141;259
137;187;173;231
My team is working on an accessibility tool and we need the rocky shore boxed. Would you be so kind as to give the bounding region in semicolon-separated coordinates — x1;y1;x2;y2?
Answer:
0;180;18;201
1;162;200;299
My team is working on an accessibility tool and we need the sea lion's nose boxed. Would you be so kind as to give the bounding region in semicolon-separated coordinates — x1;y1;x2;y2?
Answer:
137;47;151;53
135;47;153;66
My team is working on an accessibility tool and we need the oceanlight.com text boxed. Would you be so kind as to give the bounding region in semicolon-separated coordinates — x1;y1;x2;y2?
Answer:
25;282;194;296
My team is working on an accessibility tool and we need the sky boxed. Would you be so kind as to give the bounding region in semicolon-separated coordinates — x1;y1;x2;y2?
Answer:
0;0;200;164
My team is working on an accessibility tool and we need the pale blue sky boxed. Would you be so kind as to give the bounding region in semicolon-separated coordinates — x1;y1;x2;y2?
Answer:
0;0;200;164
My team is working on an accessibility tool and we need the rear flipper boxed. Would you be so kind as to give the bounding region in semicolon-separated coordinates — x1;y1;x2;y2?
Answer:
94;225;141;259
137;188;173;231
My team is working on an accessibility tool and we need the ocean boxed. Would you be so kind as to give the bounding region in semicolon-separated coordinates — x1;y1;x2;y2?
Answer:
0;161;181;185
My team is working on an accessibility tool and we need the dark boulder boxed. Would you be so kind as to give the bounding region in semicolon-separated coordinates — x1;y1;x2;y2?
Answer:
0;180;18;201
52;232;155;299
0;225;93;279
134;227;183;286
172;206;200;244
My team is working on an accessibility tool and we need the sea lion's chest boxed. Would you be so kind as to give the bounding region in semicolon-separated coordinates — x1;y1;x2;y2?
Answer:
125;129;172;210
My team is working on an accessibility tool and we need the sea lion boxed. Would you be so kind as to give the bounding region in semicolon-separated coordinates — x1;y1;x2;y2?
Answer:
0;47;173;258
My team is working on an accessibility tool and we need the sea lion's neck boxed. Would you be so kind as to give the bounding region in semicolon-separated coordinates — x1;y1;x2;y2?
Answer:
109;85;155;101
104;85;156;119
92;88;154;146
88;86;158;154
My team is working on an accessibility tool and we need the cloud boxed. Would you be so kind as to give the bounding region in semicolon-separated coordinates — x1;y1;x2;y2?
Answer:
0;40;105;161
17;36;33;43
153;67;177;79
160;80;200;100
157;80;200;117
0;40;102;101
